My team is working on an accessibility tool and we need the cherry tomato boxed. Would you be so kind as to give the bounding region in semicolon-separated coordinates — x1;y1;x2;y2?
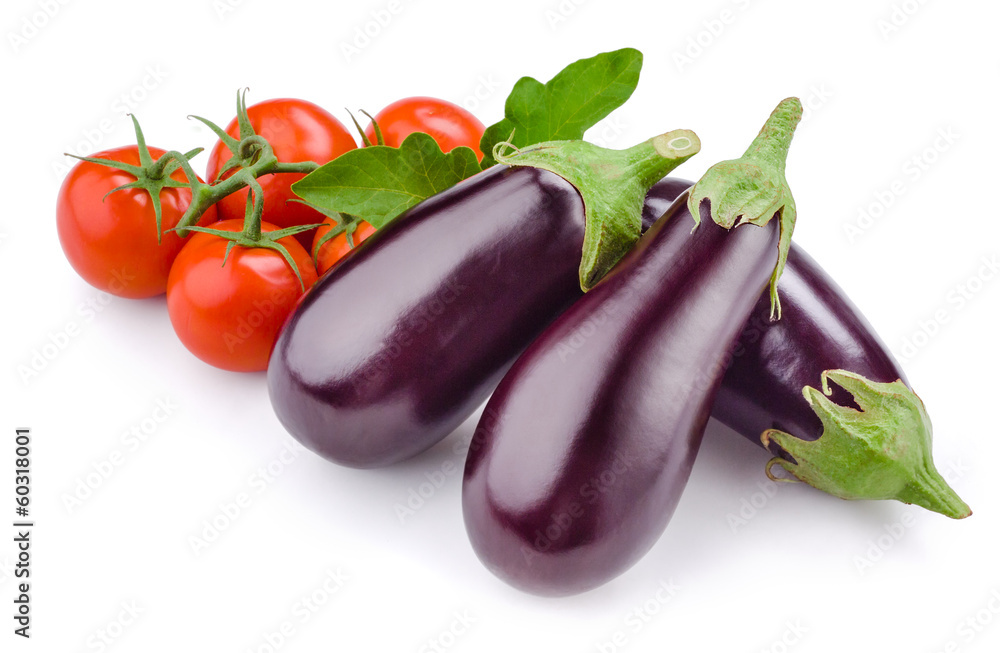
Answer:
56;146;217;299
364;97;485;159
312;217;377;275
205;98;357;246
166;219;318;372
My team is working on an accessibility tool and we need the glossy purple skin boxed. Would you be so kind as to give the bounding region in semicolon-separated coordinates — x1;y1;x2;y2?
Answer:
717;246;907;452
462;194;780;596
267;165;586;468
644;179;906;455
640;177;695;229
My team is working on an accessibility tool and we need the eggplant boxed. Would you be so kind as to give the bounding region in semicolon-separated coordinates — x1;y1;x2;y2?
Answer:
463;196;780;596
644;180;970;518
640;177;694;229
462;100;799;595
267;132;699;468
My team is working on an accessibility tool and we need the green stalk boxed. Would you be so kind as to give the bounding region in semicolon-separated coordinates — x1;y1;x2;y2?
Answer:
763;370;970;519
686;97;802;318
494;129;701;290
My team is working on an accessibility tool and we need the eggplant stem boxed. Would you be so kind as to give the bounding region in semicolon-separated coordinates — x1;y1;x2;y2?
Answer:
756;370;971;519
685;98;802;319
495;129;701;290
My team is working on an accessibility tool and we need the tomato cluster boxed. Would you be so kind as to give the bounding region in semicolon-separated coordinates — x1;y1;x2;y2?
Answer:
56;96;485;372
205;98;358;248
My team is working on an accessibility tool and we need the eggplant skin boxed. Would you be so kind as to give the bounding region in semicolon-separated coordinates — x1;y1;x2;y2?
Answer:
641;177;695;229
267;165;586;468
644;179;905;454
716;245;906;452
463;194;779;596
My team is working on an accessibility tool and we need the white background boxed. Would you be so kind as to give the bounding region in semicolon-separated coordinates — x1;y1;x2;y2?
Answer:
2;0;998;651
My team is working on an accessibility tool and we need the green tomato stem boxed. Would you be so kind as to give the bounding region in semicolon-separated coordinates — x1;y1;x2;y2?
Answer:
170;92;322;237
272;161;320;175
244;174;265;241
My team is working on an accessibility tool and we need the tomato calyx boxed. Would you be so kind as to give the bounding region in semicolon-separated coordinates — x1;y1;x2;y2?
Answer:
169;172;321;291
65;114;203;245
347;109;384;147
172;210;320;292
160;90;325;237
290;199;367;261
194;89;291;183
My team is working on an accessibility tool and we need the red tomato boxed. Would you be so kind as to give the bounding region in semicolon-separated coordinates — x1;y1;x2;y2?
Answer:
205;98;357;246
364;97;485;159
312;217;377;275
166;219;318;372
56;145;217;299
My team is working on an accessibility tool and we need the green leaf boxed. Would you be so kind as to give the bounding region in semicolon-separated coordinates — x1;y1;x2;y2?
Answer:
291;132;481;229
479;48;643;168
290;49;643;233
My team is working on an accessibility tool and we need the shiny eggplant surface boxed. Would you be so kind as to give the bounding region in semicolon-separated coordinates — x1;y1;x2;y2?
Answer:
643;179;967;517
714;246;905;451
462;194;780;595
644;178;903;448
640;177;695;230
267;165;586;468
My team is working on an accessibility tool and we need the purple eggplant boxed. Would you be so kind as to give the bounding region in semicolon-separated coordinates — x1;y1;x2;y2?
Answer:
267;132;700;468
640;177;694;229
463;99;800;595
644;180;970;518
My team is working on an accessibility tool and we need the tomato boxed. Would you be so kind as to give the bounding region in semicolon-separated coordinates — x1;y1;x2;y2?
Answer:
364;97;485;159
312;217;377;275
56;145;217;299
205;98;357;246
166;219;318;372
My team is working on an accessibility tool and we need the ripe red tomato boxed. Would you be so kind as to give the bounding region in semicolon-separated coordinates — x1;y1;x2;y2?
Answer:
56;146;217;299
364;97;485;159
166;219;318;372
312;217;377;275
205;98;357;246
